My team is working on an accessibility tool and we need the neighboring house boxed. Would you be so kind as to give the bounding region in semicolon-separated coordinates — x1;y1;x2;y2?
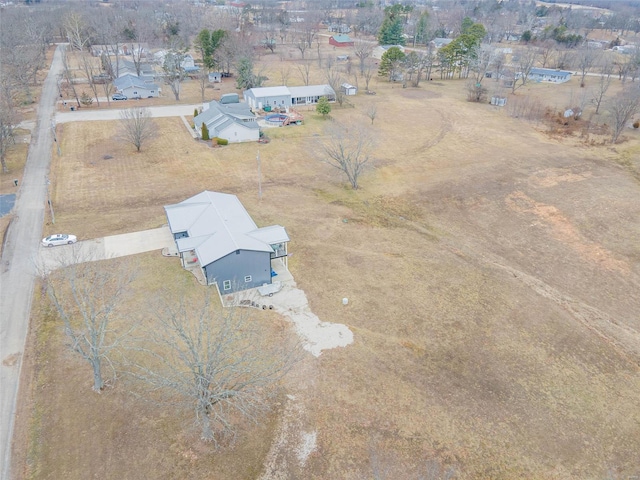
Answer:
181;53;195;69
194;100;259;143
90;44;125;57
329;35;354;47
528;68;572;83
164;191;290;294
113;73;159;98
372;44;405;60
328;24;351;34
112;59;156;78
208;72;222;83
341;83;357;96
243;85;336;110
429;38;453;49
612;45;638;54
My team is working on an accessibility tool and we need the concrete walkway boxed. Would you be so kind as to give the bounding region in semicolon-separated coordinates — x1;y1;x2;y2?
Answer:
38;226;175;272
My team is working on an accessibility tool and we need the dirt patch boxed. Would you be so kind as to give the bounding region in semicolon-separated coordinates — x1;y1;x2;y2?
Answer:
2;352;21;367
505;191;630;274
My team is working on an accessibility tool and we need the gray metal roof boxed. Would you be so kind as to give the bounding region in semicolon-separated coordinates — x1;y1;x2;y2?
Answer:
194;100;258;133
113;73;158;90
530;68;571;76
289;84;336;98
244;86;291;98
164;191;288;267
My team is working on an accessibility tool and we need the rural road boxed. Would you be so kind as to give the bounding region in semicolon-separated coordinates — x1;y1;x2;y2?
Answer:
0;44;65;480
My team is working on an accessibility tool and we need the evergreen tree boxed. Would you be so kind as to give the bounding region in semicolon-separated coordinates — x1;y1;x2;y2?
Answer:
236;57;256;89
316;96;331;118
201;123;210;141
378;46;406;80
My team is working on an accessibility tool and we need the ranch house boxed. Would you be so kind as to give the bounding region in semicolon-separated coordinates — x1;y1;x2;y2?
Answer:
243;85;336;111
164;191;290;294
528;68;572;84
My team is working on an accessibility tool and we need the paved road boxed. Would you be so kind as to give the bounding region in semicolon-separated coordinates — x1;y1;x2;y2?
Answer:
55;103;200;124
0;45;65;480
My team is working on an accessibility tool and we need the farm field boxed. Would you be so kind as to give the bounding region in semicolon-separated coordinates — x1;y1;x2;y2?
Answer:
13;46;640;480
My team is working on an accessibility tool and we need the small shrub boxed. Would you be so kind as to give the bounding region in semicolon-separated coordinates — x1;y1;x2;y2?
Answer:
216;137;228;145
633;120;639;129
201;123;210;141
80;91;93;106
194;108;199;118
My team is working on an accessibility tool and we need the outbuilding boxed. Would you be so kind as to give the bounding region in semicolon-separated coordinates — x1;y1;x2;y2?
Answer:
329;35;354;47
164;191;290;294
341;83;357;96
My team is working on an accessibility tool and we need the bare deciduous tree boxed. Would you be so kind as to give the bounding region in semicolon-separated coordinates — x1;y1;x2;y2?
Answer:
325;66;346;107
126;292;298;444
320;123;374;190
279;64;291;86
296;61;312;86
365;103;377;125
0;78;19;173
163;51;188;101
607;86;640;143
575;46;601;88
45;257;137;392
353;40;374;76
592;58;614;114
79;54;101;106
119;107;156;152
61;49;81;108
295;33;309;59
64;12;92;51
511;46;538;93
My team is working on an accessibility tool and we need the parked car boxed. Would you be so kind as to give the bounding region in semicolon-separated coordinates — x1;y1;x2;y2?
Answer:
112;93;127;101
42;234;77;247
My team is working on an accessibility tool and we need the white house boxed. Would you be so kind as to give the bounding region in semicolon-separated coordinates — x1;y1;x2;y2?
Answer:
528;68;572;84
194;100;260;143
372;45;405;60
208;72;222;83
243;85;336;111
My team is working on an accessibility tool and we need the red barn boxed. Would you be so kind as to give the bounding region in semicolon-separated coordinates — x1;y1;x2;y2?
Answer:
329;35;354;47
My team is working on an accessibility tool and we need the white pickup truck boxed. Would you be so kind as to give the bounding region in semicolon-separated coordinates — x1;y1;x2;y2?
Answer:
257;281;282;297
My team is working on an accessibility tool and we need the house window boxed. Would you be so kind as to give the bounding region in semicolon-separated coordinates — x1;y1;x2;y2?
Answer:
133;91;138;95
236;250;240;255
244;275;252;283
223;280;232;290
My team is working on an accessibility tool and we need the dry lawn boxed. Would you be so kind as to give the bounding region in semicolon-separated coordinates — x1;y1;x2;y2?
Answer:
16;43;640;480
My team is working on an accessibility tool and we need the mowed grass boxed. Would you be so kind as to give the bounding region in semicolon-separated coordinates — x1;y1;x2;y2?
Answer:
21;49;640;480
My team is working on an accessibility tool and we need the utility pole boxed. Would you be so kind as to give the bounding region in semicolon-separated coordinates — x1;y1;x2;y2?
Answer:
257;149;262;201
50;120;61;156
46;177;55;224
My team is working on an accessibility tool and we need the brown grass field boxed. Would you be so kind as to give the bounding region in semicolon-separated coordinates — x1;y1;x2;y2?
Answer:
13;41;640;480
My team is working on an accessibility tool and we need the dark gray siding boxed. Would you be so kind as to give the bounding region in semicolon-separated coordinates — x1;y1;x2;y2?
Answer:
204;249;271;293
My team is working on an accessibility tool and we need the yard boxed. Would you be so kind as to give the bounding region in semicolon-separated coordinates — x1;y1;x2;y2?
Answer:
13;45;640;479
